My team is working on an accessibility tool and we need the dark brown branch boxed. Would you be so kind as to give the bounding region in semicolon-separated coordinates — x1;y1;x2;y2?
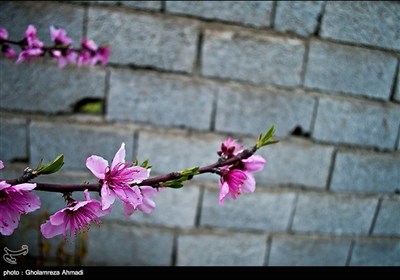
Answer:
3;146;258;193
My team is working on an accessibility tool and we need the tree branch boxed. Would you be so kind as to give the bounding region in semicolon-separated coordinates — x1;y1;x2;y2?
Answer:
3;146;258;193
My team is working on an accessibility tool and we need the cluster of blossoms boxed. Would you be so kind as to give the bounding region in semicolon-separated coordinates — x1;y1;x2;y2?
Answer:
0;24;110;68
0;138;267;239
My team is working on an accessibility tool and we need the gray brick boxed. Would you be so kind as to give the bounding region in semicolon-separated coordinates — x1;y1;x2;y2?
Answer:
85;224;174;265
137;131;221;176
0;2;84;45
373;199;400;236
90;1;161;10
107;70;215;131
0;59;105;114
166;1;273;28
320;1;400;51
202;30;305;87
201;189;296;231
330;151;400;194
0;117;27;162
304;41;397;100
314;97;400;150
104;185;200;228
274;1;324;37
269;236;351;266
215;85;315;137
177;233;266;266
87;7;198;72
292;193;378;235
256;140;334;188
122;1;161;10
350;239;400;266
30;122;134;171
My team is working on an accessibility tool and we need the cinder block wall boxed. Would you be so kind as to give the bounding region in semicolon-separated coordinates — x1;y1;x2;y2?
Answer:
0;1;399;266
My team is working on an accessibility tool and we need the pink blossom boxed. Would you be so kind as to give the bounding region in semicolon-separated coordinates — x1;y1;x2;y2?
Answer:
15;48;44;64
81;38;98;52
50;26;72;46
4;46;17;58
15;25;44;63
219;168;255;205
94;46;110;66
25;24;44;49
218;137;243;158
0;181;40;236
0;28;17;59
86;143;149;215
0;160;4;170
40;190;110;239
0;27;8;40
218;138;266;205
77;38;110;67
51;49;77;68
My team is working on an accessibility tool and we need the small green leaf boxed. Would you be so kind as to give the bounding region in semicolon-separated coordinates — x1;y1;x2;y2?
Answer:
140;159;152;169
162;179;185;189
256;125;279;148
179;166;200;177
37;154;64;175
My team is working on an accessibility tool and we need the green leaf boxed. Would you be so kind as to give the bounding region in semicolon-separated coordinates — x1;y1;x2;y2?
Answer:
179;166;200;177
140;159;152;169
164;181;184;189
256;125;279;148
37;154;64;175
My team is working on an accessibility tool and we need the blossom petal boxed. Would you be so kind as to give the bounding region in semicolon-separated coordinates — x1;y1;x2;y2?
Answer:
242;155;266;173
137;186;158;214
14;183;36;191
86;155;108;179
101;184;115;210
0;181;11;191
0;160;4;169
0;210;20;236
111;143;126;169
219;181;230;205
49;210;66;226
113;186;142;207
138;197;156;214
130;166;149;184
40;221;64;239
20;192;41;212
241;172;256;193
122;201;136;217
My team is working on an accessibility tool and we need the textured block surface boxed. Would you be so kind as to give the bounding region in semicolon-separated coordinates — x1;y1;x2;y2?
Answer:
304;41;397;100
201;189;296;231
269;236;351;266
177;233;266;266
88;7;198;72
313;97;400;149
107;70;215;130
292;193;378;235
321;1;400;51
202;30;305;87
